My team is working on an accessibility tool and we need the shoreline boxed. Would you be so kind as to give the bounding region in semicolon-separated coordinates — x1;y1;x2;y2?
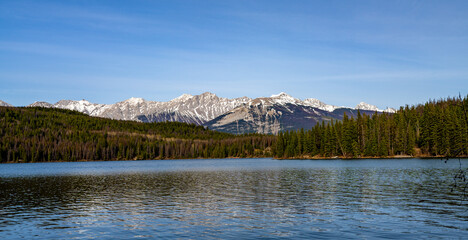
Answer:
1;156;269;164
275;155;468;160
2;155;468;164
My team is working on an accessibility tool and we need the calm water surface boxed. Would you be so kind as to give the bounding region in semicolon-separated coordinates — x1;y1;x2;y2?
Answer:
0;158;467;239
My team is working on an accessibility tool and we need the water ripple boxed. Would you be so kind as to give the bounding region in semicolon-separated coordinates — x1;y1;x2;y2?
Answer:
0;158;467;239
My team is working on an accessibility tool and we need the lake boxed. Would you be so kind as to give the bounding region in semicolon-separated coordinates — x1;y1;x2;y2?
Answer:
0;158;467;239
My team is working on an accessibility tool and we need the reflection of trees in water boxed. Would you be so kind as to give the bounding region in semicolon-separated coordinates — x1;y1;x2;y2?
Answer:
0;166;467;236
448;159;467;203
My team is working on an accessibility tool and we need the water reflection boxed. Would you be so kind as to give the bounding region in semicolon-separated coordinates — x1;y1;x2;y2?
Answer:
0;159;467;239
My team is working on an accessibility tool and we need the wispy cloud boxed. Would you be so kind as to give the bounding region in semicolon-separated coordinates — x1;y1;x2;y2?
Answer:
1;0;467;107
0;1;177;35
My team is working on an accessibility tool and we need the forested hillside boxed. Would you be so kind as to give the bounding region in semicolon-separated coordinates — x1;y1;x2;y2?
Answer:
0;107;275;162
274;95;468;158
1;95;467;163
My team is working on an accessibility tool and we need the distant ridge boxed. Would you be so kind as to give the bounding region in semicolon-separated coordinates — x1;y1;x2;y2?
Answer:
204;93;381;134
2;92;395;134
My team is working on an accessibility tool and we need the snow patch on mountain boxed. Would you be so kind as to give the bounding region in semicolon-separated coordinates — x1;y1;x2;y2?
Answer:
270;92;301;105
40;92;251;124
54;100;110;116
171;94;193;103
124;97;146;105
28;101;53;108
17;92;395;127
355;102;379;112
303;98;341;112
0;100;12;107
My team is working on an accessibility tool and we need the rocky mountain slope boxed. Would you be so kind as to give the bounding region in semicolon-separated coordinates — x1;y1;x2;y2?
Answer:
23;92;250;124
204;93;380;134
136;93;251;124
1;92;395;134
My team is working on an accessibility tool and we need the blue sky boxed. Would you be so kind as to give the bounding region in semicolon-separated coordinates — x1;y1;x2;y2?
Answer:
1;0;467;108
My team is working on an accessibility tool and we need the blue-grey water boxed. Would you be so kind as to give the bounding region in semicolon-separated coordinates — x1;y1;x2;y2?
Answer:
0;158;467;239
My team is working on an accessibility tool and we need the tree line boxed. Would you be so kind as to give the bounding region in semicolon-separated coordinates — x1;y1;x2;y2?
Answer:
0;107;275;163
274;95;468;158
1;95;466;162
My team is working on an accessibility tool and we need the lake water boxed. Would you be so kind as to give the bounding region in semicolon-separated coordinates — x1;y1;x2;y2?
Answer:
0;158;467;239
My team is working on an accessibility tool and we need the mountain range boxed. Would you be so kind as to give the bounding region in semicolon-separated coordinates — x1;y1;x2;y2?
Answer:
1;92;396;134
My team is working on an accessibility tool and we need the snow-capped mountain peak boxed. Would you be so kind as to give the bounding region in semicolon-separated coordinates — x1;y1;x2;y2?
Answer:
28;101;53;108
10;92;395;133
0;100;12;107
270;92;300;105
53;99;108;115
124;97;146;105
270;92;291;98
171;94;193;102
383;107;397;113
355;102;379;112
78;99;92;105
303;98;340;112
200;92;217;99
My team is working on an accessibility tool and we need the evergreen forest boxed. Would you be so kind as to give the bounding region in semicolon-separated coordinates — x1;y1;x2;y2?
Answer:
0;107;275;162
0;95;467;163
275;95;468;158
